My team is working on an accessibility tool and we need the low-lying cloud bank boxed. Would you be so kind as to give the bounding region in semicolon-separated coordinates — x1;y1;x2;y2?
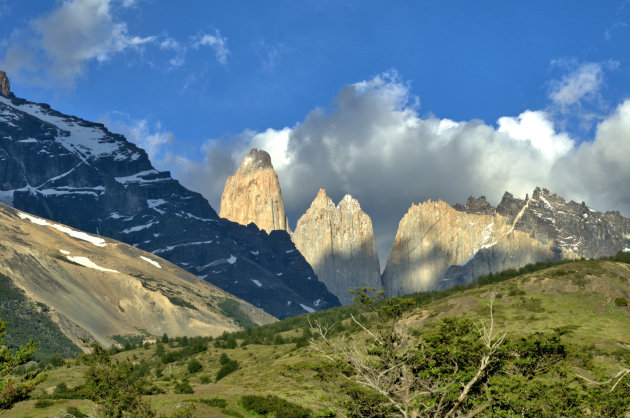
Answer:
132;71;630;267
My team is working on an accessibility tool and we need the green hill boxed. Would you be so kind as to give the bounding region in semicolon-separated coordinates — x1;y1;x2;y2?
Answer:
4;257;629;417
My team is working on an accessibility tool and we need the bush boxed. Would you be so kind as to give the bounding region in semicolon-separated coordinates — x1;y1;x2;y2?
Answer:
199;375;211;384
241;394;312;418
614;297;628;307
34;399;54;408
174;381;194;394
216;359;239;382
65;406;88;417
219;353;229;365
187;359;203;374
194;397;228;408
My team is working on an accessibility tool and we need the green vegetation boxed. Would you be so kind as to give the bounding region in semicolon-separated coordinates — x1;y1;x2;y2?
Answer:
2;255;629;416
0;273;80;360
241;394;312;417
1;316;47;411
218;298;256;329
81;342;155;417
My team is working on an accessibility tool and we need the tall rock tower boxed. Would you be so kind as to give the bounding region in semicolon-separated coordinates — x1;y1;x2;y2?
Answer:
292;189;382;305
0;71;11;97
220;148;289;233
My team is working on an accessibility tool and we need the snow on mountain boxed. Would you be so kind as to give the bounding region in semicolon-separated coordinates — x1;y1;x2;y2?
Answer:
0;90;340;318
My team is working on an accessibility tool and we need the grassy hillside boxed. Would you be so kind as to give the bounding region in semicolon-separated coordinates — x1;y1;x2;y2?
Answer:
3;256;630;416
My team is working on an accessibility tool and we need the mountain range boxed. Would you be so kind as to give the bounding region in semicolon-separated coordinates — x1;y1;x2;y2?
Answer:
0;73;339;319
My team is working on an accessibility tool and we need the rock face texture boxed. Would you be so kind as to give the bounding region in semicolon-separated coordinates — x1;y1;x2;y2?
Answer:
0;202;275;349
383;188;630;296
220;149;289;233
292;189;382;305
0;71;10;97
0;91;339;319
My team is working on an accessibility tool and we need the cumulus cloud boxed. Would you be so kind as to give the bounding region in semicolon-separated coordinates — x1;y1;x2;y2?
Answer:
151;72;630;267
0;0;154;85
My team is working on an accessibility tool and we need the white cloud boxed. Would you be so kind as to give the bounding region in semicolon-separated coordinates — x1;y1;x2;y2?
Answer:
193;30;230;65
162;73;630;268
1;0;154;85
549;62;604;109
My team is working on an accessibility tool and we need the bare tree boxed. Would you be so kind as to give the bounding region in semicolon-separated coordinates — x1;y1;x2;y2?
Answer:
310;290;506;418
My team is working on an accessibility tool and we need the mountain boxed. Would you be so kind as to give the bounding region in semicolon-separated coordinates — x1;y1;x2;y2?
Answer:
0;73;339;319
220;148;290;234
0;202;274;354
383;188;630;295
292;189;382;305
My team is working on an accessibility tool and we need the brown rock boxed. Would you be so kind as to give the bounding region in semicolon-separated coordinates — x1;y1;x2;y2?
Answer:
292;189;382;305
220;148;289;233
0;71;10;97
381;199;563;296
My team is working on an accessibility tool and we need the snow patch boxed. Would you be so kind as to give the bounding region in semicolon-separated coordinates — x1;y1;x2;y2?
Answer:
300;304;315;313
313;299;322;307
121;222;157;234
66;256;118;273
152;240;213;255
276;273;283;276
250;250;259;255
52;224;107;247
227;255;237;264
285;249;294;254
59;249;70;255
147;199;167;214
18;212;106;246
140;256;161;269
18;212;51;226
251;279;262;287
623;248;630;253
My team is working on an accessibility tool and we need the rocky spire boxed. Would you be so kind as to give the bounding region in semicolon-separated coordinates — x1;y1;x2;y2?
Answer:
220;148;289;233
0;71;11;97
292;189;382;305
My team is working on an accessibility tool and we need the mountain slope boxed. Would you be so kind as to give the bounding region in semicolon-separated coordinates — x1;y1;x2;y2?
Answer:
0;202;275;351
0;79;339;319
383;189;630;295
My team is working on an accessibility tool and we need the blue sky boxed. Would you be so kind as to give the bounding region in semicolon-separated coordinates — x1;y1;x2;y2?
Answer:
2;0;630;264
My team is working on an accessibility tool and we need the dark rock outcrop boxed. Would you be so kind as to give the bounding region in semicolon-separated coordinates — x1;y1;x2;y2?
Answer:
0;92;339;319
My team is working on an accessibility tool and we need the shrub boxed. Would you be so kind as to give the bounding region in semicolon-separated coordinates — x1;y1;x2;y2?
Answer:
614;297;628;307
216;359;239;382
194;397;228;408
241;394;312;418
174;381;194;394
219;353;229;365
34;399;54;408
65;406;88;417
199;375;211;384
188;359;203;374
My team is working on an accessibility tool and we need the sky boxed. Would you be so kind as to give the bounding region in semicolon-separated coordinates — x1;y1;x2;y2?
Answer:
1;0;630;267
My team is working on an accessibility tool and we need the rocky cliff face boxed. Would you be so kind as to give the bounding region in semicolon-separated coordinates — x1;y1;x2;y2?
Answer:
0;71;10;97
0;80;339;319
220;149;289;233
292;189;382;305
383;189;630;296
